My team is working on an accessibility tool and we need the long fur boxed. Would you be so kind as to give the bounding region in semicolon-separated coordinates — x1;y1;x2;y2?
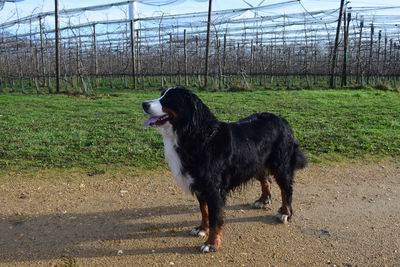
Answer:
143;86;307;252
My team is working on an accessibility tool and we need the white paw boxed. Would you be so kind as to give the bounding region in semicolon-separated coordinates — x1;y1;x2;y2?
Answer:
278;214;288;224
190;228;207;237
200;244;215;253
251;199;272;209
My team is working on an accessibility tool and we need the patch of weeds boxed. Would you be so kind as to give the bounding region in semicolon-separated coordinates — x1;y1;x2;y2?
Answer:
348;84;368;90
55;255;77;267
87;166;107;176
228;84;251;92
374;82;391;91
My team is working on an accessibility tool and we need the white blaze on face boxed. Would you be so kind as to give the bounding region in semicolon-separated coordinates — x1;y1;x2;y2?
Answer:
143;88;172;116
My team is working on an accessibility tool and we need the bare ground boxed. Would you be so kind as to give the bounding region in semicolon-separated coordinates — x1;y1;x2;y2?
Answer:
0;160;399;267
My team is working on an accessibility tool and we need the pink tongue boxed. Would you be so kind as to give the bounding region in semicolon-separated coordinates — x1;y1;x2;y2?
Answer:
144;117;159;126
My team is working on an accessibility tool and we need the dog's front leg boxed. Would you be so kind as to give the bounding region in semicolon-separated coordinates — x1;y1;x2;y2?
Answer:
200;192;224;253
190;195;209;236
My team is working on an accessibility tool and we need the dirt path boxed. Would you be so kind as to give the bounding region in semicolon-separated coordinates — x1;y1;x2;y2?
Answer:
0;160;399;267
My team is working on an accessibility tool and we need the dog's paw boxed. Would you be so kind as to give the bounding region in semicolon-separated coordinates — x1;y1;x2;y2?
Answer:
190;227;208;237
277;214;289;224
251;199;272;209
200;244;217;253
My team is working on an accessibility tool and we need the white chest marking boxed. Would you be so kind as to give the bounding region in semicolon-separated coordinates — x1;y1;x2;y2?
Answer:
159;123;193;194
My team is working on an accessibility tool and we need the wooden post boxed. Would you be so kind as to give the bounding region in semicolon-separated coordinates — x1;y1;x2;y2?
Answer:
169;32;173;84
217;38;222;89
39;16;47;88
195;35;200;86
383;34;387;73
389;38;393;71
367;23;374;84
203;0;213;90
183;29;188;87
341;11;351;87
54;0;61;93
222;32;227;85
329;0;345;88
356;19;364;84
159;23;164;88
92;24;98;88
250;39;254;83
377;30;382;76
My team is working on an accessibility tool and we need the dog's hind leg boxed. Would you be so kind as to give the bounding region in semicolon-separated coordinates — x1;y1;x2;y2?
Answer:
251;171;272;209
274;170;294;224
190;194;209;237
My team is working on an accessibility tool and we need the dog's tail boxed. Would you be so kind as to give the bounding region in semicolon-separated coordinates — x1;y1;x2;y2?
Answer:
292;142;308;170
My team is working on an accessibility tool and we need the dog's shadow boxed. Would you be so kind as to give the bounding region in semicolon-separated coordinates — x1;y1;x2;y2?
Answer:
0;203;278;262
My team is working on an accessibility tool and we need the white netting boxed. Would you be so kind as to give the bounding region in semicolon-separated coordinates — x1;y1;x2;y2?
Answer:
1;0;399;84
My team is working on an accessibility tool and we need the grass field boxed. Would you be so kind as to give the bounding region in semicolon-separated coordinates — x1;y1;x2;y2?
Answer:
0;88;399;173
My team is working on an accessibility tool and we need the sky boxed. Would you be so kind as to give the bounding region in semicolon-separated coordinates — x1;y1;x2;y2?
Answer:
1;0;399;31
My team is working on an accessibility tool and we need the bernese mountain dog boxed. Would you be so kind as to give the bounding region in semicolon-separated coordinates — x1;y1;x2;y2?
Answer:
142;86;307;253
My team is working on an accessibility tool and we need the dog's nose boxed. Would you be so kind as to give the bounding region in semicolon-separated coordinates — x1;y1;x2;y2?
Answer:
142;102;150;112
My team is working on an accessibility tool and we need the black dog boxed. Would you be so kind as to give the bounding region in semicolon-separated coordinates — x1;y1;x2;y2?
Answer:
143;87;307;253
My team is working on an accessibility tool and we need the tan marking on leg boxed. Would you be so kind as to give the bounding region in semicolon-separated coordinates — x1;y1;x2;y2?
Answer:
205;226;223;252
199;202;209;233
259;178;272;202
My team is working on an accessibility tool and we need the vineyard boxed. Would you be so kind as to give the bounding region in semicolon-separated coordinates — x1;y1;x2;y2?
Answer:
0;0;400;93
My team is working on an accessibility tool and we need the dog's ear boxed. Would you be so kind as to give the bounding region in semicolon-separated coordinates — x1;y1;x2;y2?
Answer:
186;91;213;133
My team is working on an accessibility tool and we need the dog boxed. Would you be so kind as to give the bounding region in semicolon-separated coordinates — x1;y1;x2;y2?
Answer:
142;86;307;253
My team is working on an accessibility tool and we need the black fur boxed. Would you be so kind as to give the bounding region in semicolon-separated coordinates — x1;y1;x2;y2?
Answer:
144;86;307;252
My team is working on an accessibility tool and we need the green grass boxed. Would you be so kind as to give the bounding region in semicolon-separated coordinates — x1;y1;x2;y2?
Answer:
0;89;399;173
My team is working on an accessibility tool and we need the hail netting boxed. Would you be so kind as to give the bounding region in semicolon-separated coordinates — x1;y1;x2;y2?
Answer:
0;0;399;91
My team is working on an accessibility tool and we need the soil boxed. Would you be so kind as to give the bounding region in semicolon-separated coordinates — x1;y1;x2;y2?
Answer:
0;160;399;267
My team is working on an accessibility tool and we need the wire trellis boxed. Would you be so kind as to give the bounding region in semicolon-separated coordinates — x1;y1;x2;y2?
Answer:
0;0;399;91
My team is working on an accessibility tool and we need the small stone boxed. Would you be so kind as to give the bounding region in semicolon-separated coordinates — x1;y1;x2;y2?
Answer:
169;262;175;266
119;190;128;194
19;193;29;199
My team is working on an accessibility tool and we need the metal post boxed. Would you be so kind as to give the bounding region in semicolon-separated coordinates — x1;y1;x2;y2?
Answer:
54;0;61;93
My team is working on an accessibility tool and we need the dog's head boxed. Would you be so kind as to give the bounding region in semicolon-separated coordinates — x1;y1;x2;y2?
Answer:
142;87;215;132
